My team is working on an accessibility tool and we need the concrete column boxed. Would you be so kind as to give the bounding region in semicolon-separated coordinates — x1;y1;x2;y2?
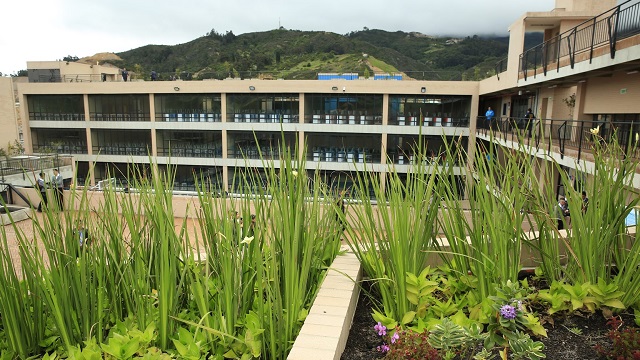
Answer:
298;93;305;160
221;93;229;192
149;94;157;156
382;94;389;126
465;91;480;198
84;94;92;155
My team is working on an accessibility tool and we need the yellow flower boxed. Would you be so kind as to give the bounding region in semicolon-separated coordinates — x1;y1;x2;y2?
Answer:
241;236;254;245
590;125;600;135
292;170;298;177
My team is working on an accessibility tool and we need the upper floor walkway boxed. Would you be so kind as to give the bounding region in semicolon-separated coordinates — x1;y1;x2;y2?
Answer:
476;115;640;178
516;0;640;84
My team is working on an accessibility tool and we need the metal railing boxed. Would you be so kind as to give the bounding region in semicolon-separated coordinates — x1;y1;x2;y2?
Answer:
29;112;85;121
0;155;72;179
519;0;640;80
32;144;87;154
476;116;640;162
157;147;222;158
90;113;150;121
495;57;508;79
92;145;150;156
31;69;467;82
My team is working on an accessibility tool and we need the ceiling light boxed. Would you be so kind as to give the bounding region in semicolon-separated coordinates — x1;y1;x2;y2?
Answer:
331;86;339;91
173;86;180;91
420;87;426;93
249;86;256;91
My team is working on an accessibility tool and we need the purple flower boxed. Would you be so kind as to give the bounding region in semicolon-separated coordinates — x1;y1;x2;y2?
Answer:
391;331;400;343
500;304;517;320
376;344;390;353
374;322;387;336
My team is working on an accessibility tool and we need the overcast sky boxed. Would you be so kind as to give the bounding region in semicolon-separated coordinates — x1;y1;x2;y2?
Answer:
1;0;560;74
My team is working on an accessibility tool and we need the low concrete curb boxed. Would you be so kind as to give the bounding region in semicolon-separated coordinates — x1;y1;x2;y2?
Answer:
288;249;362;360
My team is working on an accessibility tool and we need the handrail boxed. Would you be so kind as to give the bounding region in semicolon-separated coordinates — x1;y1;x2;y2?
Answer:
519;0;640;80
0;183;37;208
0;155;72;179
475;116;640;162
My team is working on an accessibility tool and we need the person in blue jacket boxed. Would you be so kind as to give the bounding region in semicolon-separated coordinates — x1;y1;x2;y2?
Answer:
485;106;495;129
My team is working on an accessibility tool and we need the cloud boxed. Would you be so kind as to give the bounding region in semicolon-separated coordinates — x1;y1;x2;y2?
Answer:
1;0;556;74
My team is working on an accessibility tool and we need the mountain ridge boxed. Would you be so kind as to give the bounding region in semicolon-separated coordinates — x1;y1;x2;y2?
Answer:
100;29;542;81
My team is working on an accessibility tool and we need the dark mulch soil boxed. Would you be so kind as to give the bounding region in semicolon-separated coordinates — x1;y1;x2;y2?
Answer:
341;289;638;360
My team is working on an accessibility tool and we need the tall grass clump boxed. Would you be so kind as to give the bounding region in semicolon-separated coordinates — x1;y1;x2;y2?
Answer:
190;137;342;359
436;136;540;299
344;138;443;321
0;136;342;359
560;132;640;305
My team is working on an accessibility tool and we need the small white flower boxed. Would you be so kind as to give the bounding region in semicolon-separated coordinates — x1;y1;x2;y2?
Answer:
292;170;298;177
636;133;639;142
241;236;254;245
590;125;600;135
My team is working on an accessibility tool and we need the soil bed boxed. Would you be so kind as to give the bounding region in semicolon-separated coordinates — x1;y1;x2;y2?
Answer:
341;288;638;360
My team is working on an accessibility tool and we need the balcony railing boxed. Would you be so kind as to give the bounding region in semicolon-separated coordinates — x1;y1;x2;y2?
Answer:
158;112;222;122
306;113;382;125
157;146;222;158
33;143;87;154
0;154;72;178
229;113;299;124
495;57;508;79
90;113;150;121
29;112;85;121
228;148;283;160
389;115;469;127
519;0;640;80
92;144;150;156
476;116;640;162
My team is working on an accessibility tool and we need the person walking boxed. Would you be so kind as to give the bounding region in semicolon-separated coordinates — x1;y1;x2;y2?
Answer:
525;108;536;137
52;168;64;210
556;197;570;230
485;106;495;130
121;68;129;82
37;172;47;212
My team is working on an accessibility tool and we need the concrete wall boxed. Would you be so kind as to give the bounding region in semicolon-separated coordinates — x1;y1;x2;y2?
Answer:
554;0;616;13
26;61;121;83
0;77;19;152
583;72;640;114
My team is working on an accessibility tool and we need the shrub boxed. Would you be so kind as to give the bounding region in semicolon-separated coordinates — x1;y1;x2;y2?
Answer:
595;316;640;359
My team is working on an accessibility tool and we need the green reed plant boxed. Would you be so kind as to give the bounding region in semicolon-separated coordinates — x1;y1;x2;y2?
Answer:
437;137;537;299
0;205;45;358
187;135;341;359
560;131;640;306
344;139;442;321
255;140;342;359
190;172;264;354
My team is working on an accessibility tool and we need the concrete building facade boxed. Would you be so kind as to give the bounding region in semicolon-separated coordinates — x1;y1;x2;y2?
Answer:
11;0;640;196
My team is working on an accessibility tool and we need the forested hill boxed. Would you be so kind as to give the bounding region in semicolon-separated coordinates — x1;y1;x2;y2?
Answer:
111;28;543;81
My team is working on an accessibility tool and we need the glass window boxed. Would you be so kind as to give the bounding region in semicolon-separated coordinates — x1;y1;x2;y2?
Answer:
88;95;150;121
27;95;84;121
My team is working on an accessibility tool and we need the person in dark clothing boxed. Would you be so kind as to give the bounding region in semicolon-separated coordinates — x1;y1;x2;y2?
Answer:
336;190;347;231
52;168;64;210
37;172;47;212
75;220;90;249
581;191;589;214
525;108;536;136
150;70;157;81
121;68;129;82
